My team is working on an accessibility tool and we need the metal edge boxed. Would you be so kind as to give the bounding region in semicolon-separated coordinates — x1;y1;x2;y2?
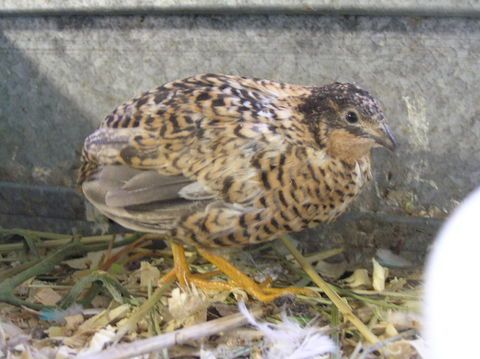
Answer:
0;1;480;17
0;181;444;230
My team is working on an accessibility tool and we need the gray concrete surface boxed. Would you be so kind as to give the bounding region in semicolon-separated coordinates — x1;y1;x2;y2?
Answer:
1;14;479;259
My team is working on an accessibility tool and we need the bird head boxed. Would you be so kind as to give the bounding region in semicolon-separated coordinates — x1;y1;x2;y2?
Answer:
300;83;396;161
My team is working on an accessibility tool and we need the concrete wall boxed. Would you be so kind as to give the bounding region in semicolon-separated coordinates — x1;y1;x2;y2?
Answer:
1;11;479;260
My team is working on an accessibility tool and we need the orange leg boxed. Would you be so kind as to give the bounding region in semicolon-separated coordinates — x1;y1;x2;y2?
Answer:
159;241;314;302
164;242;238;292
196;247;313;302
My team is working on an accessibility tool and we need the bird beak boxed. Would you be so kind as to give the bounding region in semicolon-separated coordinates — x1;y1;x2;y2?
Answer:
375;123;397;151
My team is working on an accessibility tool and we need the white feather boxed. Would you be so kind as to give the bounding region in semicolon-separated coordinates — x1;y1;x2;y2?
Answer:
239;302;336;359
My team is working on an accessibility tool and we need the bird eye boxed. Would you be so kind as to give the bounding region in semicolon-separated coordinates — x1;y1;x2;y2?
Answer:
345;111;359;124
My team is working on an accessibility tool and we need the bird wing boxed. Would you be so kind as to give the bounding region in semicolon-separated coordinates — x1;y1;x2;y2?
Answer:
80;74;315;240
82;165;213;233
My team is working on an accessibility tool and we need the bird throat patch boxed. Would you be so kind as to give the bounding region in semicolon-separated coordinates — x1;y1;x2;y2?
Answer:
326;129;373;163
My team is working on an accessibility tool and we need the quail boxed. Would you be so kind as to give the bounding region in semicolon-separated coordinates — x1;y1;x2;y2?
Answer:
79;74;396;302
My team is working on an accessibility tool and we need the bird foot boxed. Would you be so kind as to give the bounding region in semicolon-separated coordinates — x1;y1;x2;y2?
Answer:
159;242;314;303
